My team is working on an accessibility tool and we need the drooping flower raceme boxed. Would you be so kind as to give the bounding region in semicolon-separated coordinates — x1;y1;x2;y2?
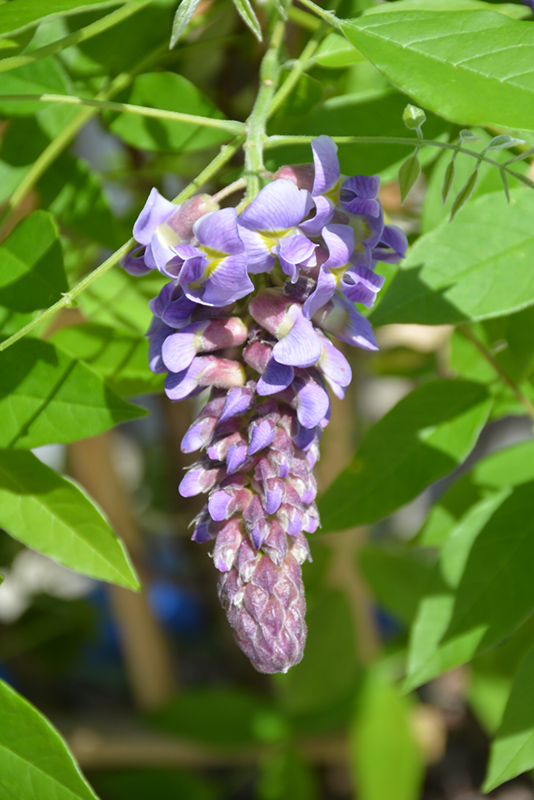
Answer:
122;135;407;673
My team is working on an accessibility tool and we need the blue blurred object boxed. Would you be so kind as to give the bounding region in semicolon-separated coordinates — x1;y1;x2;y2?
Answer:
375;606;404;640
148;579;204;635
0;662;18;688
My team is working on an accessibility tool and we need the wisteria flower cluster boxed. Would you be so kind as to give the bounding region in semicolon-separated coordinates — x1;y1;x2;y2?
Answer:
122;135;407;673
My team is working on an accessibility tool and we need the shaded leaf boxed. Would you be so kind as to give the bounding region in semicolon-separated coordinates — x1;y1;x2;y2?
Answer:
0;338;147;449
0;678;99;800
170;0;203;49
0;211;67;338
315;32;366;68
485;645;534;790
110;72;229;153
0;0;143;37
351;668;423;800
406;484;534;691
398;153;421;203
50;323;164;396
78;268;165;334
319;380;491;532
342;11;534;131
450;169;478;219
485;134;525;152
372;190;534;326
441;158;455;203
233;0;262;41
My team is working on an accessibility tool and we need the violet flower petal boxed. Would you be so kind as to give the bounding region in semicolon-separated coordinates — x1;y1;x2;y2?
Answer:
311;135;340;196
272;306;322;368
133;187;177;246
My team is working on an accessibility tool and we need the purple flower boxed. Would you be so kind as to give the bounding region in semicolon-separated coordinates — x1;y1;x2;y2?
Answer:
121;135;406;675
238;179;315;274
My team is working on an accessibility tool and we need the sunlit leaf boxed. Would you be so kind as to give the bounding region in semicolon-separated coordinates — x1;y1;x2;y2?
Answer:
0;449;140;589
0;678;99;800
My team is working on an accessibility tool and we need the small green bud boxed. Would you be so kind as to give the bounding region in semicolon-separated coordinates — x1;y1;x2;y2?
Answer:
403;104;426;131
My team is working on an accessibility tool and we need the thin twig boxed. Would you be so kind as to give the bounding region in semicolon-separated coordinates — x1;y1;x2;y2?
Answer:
0;94;245;135
459;325;534;423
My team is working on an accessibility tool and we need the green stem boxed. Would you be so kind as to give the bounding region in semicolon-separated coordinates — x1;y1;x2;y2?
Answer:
0;2;149;74
269;1;340;119
265;134;534;191
459;325;534;423
0;44;167;231
0;94;245;135
293;0;341;30
244;18;286;201
0;135;244;354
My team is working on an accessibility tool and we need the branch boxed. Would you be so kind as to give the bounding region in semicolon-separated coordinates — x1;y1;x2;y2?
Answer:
0;94;245;135
265;135;534;191
0;2;150;75
0;136;244;354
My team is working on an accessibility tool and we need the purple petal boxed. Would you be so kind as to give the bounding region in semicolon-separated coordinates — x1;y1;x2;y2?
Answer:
323;224;355;269
121;246;151;276
161;324;203;373
273;234;317;283
164;359;204;400
373;224;408;264
298;194;335;236
273;305;322;368
318;335;352;398
146;317;173;373
208;489;233;521
239;179;313;233
248;417;276;455
303;268;336;320
226;441;249;474
144;231;179;275
194;207;244;255
264;478;285;515
257;358;294;396
184;253;253;306
237;225;276;274
340;174;381;217
341;263;385;309
133;187;176;246
311;135;340;196
294;378;330;428
314;295;378;351
220;385;255;422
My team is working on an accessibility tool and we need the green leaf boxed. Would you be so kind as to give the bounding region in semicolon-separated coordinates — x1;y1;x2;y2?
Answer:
441;158;455;203
314;32;366;68
319;380;492;532
233;0;262;41
450;169;478;220
0;210;67;336
39;154;118;249
0;678;99;800
359;546;435;627
422;128;529;234
398;153;421;203
170;0;203;49
0;449;140;588
342;11;534;131
0;0;143;37
363;0;529;18
371;190;534;326
485;645;534;790
0;55;71;115
351;668;423;800
50;323;164;396
417;472;484;547
0;338;147;449
405;484;534;691
473;440;534;489
257;751;318;800
110;72;229;153
78;268;165;334
485;134;526;152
